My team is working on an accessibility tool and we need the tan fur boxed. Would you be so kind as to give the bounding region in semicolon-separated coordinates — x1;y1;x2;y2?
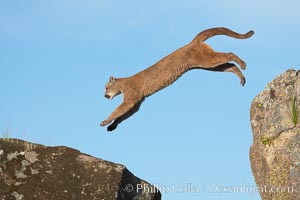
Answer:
101;27;254;131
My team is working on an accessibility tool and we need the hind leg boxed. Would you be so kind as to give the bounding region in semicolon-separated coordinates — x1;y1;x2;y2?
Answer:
224;64;246;86
209;63;246;86
207;52;246;70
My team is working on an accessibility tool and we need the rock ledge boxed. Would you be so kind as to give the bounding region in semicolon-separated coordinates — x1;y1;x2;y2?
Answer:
0;139;161;200
250;69;300;200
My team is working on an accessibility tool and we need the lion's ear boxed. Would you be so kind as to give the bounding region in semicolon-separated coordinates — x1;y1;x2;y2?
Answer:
109;76;116;83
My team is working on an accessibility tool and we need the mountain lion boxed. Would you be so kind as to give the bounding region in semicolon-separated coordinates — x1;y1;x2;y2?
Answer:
101;27;254;131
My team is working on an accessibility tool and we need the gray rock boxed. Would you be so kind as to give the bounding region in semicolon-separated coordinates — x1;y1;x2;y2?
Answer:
0;139;161;200
250;69;300;200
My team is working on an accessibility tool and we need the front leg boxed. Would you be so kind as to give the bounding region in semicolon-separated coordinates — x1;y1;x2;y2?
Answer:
107;99;144;131
100;101;135;127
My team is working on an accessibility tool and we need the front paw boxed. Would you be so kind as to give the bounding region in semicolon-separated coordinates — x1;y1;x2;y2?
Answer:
100;120;109;126
107;124;117;131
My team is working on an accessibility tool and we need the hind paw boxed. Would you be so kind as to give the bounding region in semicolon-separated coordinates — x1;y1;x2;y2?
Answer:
240;77;246;86
240;61;246;70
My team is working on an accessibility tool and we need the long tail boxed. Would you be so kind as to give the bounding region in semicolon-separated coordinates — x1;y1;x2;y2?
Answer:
193;27;254;42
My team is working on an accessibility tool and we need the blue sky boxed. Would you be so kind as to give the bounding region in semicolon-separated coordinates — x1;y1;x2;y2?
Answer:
1;1;300;199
